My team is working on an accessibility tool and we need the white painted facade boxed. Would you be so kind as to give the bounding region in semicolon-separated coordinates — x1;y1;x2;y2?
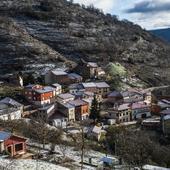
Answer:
0;109;21;121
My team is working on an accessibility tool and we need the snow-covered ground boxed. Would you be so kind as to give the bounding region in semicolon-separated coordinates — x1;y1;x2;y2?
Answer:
28;141;119;170
0;158;69;170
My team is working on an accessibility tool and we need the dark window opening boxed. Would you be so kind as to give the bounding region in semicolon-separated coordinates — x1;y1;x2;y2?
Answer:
15;143;23;152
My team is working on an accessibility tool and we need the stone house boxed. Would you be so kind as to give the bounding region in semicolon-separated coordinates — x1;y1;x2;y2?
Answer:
51;83;62;95
24;84;56;106
131;102;151;120
121;89;144;103
0;97;23;120
57;93;75;103
116;103;132;123
38;104;55;120
57;102;75;121
88;126;106;141
107;90;123;104
69;99;89;121
95;82;110;97
82;82;97;93
45;69;82;85
79;62;105;79
49;112;68;128
82;82;110;97
45;69;68;85
68;83;84;95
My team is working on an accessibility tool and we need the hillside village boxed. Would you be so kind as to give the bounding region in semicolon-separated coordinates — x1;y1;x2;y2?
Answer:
0;60;170;170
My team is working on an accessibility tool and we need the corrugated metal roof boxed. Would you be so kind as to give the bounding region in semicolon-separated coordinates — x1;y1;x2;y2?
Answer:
0;131;11;141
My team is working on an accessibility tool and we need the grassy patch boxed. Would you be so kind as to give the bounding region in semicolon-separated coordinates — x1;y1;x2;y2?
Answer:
0;85;22;99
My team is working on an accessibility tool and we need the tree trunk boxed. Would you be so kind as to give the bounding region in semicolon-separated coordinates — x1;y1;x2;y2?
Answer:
43;139;45;149
81;128;85;170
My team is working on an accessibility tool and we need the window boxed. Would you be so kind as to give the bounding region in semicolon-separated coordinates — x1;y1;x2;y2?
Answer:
104;88;108;92
15;143;23;152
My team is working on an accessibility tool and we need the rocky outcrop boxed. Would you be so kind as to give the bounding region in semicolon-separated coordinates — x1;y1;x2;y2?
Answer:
0;16;70;75
0;0;170;86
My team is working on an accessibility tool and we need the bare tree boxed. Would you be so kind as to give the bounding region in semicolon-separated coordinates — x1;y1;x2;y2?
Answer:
48;128;62;153
59;144;68;158
69;123;88;170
